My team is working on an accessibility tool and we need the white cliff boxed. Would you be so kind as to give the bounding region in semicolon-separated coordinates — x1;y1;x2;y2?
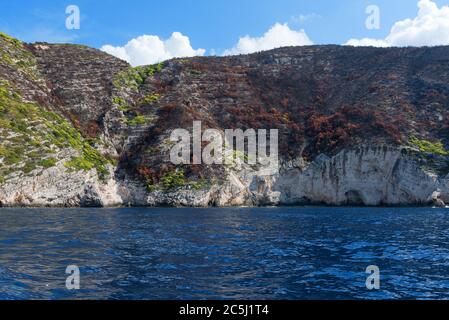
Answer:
0;162;122;207
2;145;448;208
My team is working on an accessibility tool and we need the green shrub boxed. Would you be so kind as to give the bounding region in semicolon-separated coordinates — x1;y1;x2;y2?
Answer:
23;162;37;174
189;70;202;76
409;137;449;156
112;96;125;105
189;180;206;191
65;156;95;171
139;94;160;105
4;151;21;164
112;97;131;112
127;115;147;126
0;81;110;180
147;182;156;192
40;158;57;168
161;169;186;190
113;62;165;90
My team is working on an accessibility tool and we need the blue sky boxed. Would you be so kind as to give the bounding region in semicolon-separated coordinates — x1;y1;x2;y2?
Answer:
1;0;449;65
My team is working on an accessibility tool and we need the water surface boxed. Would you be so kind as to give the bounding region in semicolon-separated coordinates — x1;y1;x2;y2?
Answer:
0;207;449;300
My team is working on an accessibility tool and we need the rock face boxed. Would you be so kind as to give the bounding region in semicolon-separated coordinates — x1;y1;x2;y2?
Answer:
272;146;438;206
1;32;449;207
132;145;444;207
0;163;121;207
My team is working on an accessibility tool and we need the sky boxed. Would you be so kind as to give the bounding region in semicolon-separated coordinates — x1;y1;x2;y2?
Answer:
1;0;449;66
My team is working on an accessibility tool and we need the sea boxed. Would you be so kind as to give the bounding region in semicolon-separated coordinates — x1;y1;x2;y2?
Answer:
0;207;449;300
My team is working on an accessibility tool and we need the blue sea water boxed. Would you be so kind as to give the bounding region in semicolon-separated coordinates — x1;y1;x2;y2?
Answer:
0;207;449;300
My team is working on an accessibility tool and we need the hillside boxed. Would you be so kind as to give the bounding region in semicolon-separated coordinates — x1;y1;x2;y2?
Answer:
1;32;449;207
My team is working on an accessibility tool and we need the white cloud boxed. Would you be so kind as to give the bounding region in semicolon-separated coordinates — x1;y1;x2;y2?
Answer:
346;0;449;47
223;23;313;55
101;32;206;66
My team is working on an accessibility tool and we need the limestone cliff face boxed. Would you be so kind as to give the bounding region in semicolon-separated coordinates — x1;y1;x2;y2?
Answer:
1;32;449;207
0;163;121;207
1;144;448;207
128;145;446;207
277;146;437;206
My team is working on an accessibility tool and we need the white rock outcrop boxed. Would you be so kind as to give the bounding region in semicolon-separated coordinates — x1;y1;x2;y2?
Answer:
0;163;122;207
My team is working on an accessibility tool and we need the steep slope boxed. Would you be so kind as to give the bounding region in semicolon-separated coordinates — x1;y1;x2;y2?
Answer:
0;33;120;206
1;32;449;207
